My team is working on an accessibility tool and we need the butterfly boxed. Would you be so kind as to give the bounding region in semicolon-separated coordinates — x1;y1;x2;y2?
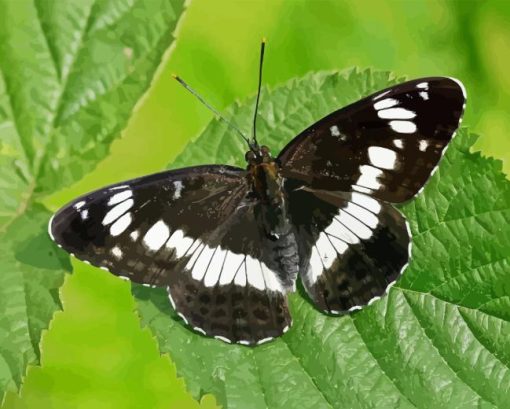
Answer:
49;42;466;346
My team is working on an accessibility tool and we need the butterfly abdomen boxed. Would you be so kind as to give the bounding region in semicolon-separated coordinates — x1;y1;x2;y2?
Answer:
247;159;299;289
263;228;299;289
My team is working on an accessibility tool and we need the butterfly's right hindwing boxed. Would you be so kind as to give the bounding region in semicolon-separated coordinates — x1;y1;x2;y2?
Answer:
50;165;291;345
287;182;410;313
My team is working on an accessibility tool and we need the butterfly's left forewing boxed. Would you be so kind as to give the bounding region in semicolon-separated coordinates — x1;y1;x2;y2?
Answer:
50;165;291;345
278;77;466;203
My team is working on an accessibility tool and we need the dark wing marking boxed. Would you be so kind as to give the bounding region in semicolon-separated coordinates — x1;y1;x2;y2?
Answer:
287;180;409;313
278;77;466;203
49;165;291;345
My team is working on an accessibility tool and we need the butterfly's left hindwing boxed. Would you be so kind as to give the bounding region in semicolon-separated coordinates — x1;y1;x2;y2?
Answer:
50;165;291;345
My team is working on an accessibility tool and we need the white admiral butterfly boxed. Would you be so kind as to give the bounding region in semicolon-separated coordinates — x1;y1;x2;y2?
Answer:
49;41;466;346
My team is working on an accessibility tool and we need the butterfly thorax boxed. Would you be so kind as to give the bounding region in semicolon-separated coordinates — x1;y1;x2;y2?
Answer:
246;146;288;233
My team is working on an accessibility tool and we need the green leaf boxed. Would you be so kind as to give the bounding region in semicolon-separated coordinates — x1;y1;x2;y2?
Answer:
135;69;510;408
0;0;185;401
1;260;218;409
0;206;69;401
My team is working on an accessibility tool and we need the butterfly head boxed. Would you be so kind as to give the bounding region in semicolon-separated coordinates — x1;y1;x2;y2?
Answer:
245;145;273;166
245;145;283;204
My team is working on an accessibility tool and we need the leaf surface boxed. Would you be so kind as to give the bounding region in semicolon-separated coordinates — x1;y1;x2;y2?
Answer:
0;0;184;400
135;69;510;409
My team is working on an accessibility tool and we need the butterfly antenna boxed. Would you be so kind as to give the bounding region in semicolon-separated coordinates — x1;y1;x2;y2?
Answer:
172;74;251;146
252;37;266;147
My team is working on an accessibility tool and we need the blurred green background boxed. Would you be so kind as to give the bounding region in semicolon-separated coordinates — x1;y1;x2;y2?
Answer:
10;0;510;407
50;0;510;208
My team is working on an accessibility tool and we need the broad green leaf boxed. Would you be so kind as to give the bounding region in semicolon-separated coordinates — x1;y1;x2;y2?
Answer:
1;261;218;409
135;69;510;409
0;0;185;401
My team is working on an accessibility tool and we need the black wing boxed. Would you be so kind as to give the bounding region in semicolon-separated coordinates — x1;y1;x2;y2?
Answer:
280;77;465;312
278;77;466;203
49;165;292;345
287;182;409;314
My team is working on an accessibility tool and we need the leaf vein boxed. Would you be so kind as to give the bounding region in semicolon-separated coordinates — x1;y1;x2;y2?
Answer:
400;289;500;407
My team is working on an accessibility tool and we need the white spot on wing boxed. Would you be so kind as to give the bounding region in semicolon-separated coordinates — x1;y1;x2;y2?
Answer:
167;287;176;309
191;245;216;281
372;90;391;102
234;260;247;286
143;220;171;251
419;140;428;151
173;181;183;200
215;335;232;344
185;240;201;257
204;247;227;287
246;256;265;291
308;246;323;284
111;246;123;259
186;243;205;271
350;192;381;214
336;210;373;240
73;200;86;210
102;199;134;225
368;146;397;170
343;203;379;229
377;107;416;120
110;185;129;191
352;185;372;194
368;296;381;305
417;82;428;89
166;229;193;258
328;234;348;254
260;263;284;293
108;190;132;205
329;125;340;137
357;165;383;189
419;91;429;100
130;230;139;241
48;214;55;241
80;209;89;220
110;213;132;236
178;312;188;324
325;218;359;244
257;337;273;345
393;139;404;149
373;98;398;110
389;120;417;134
220;251;245;285
315;233;336;269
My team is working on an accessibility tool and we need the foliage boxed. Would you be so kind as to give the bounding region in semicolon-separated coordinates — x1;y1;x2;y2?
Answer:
134;69;510;409
0;0;214;407
1;0;509;408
